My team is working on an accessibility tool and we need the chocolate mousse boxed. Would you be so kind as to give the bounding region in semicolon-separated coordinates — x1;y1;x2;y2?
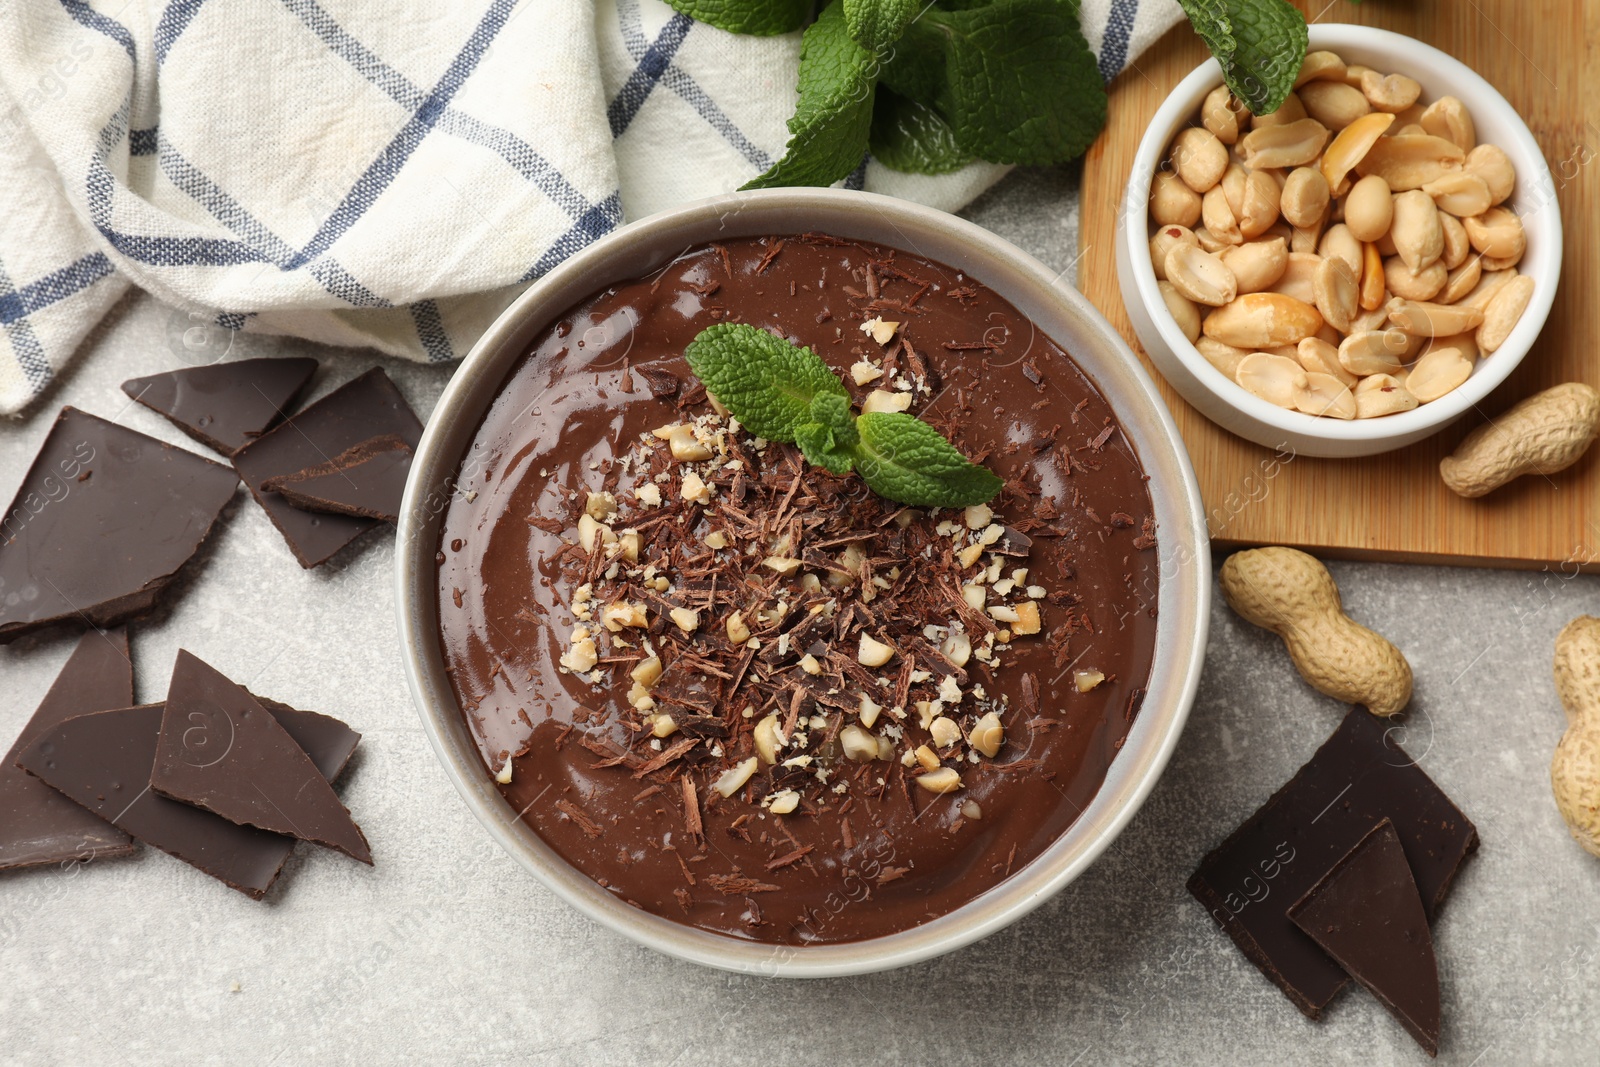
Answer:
436;234;1159;944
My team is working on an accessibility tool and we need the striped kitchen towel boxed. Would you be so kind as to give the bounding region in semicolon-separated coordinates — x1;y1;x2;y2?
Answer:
0;0;1184;415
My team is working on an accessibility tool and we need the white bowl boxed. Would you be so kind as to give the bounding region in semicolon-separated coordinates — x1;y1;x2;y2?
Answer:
397;188;1211;977
1116;23;1562;458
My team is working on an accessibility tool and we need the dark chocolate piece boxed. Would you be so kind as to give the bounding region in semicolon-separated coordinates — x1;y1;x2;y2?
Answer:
1289;819;1442;1056
232;369;422;568
17;695;358;899
0;407;239;643
252;694;361;784
261;433;412;523
0;628;136;870
151;651;371;864
121;357;318;456
1187;708;1476;1018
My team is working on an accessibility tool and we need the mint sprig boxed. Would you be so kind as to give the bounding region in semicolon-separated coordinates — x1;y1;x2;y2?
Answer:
1178;0;1308;116
683;323;1003;507
666;0;1312;184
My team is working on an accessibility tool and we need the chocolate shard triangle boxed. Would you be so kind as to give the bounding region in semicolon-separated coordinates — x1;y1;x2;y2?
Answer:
121;357;318;456
261;433;412;523
232;368;423;568
18;705;295;899
0;628;136;871
1187;708;1476;1019
251;694;361;784
1289;820;1443;1056
0;407;240;644
151;651;371;864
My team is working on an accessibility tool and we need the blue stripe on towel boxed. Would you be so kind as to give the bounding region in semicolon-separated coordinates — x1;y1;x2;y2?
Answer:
154;0;209;64
607;14;692;138
1098;0;1140;84
410;300;454;363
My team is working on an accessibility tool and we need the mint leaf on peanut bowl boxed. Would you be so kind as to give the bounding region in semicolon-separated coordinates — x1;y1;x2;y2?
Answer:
682;322;1003;507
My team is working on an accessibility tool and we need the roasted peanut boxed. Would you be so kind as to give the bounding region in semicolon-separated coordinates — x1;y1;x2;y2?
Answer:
1158;280;1202;342
1439;212;1470;270
1298;335;1358;388
1406;346;1473;403
1202;293;1324;348
1338;329;1407;376
1422;172;1492;218
1359;241;1386;310
1477;274;1536;353
1313;256;1358;332
1270;252;1322;304
1219;547;1412;716
1296;372;1357;418
1317;222;1363;276
1173;127;1229;193
1390;189;1444;272
1360;70;1422;113
1384;256;1447;301
1151;171;1202;228
1165;244;1237;306
1342;174;1393;242
1321;111;1395;195
1420;95;1475;152
1457;267;1517;312
1196;336;1252;379
1354;373;1419;418
1439;256;1482;304
1222;238;1289;293
1194;226;1231;254
1295;50;1348;87
1550;616;1600;858
1201;84;1243;144
1304;82;1372;135
1238;169;1282;239
1354;133;1465;191
1440;383;1600;497
1240;119;1331;170
1388;299;1484;335
1252;91;1307;129
1464;143;1515;205
1236;353;1309;409
1463;206;1525;261
1201;185;1243;245
1280;166;1331;228
1149;224;1198;280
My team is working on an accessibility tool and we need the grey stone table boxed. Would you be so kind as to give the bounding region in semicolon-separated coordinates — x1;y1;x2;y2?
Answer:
3;170;1597;1066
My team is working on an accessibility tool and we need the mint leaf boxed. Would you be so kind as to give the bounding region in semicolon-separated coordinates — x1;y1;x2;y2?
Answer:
808;391;859;448
879;18;944;102
842;0;920;53
852;412;1003;507
1178;0;1307;115
795;423;856;474
743;2;877;189
870;88;972;174
662;0;813;35
921;0;1106;166
683;323;846;442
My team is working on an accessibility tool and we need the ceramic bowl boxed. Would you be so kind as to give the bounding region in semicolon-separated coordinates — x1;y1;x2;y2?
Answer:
1117;24;1562;458
397;187;1210;976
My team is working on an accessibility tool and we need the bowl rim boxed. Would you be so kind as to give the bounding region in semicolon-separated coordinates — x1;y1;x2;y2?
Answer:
395;187;1211;977
1121;22;1563;444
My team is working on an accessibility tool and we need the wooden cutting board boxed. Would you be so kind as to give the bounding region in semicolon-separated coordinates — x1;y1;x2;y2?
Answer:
1078;0;1600;570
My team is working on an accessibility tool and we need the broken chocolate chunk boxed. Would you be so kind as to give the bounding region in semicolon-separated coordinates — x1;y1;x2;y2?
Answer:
1288;819;1443;1056
1187;708;1476;1019
0;628;136;871
16;692;360;899
261;433;412;523
232;369;422;568
121;356;318;456
0;407;239;643
151;650;372;864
